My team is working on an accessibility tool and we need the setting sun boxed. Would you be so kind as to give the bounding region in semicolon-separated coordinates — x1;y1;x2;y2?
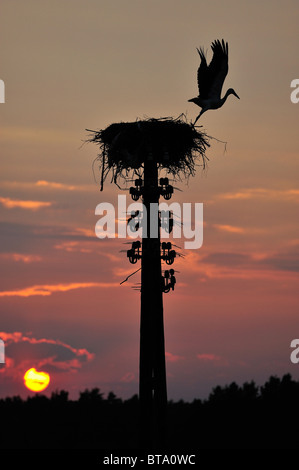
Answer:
24;368;50;392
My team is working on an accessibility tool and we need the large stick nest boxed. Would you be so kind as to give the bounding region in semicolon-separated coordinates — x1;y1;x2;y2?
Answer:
87;115;210;190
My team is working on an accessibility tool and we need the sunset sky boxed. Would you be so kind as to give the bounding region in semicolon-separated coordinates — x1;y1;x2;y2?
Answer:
1;0;299;401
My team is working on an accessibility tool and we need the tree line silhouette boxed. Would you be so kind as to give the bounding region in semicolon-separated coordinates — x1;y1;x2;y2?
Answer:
1;373;298;449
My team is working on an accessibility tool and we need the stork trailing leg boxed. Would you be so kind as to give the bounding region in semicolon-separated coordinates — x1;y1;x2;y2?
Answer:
193;114;200;126
193;108;205;126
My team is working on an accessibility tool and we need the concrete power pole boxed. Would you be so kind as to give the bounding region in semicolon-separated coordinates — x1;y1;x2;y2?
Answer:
87;117;209;450
139;154;168;449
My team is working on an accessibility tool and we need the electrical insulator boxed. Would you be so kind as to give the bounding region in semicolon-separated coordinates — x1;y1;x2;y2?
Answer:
127;249;138;264
132;240;141;252
165;250;176;265
127;240;141;264
129;178;143;201
128;210;139;221
163;185;173;200
161;242;176;265
129;187;139;201
159;177;173;200
127;210;141;232
160;210;173;233
162;269;176;293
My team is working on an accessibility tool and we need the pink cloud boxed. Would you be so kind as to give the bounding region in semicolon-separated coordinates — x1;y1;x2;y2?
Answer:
218;188;299;201
0;281;118;297
0;331;94;378
0;253;42;263
165;352;184;362
35;180;77;191
54;241;92;253
213;224;245;234
197;353;228;366
0;196;52;210
120;372;135;383
0;332;94;362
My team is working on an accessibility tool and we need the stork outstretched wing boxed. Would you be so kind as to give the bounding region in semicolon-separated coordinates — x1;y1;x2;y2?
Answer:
197;39;228;100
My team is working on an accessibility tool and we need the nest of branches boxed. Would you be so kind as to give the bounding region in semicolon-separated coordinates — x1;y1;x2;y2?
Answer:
87;116;210;190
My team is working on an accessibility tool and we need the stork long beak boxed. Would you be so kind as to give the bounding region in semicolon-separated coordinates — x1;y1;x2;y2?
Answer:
234;91;240;99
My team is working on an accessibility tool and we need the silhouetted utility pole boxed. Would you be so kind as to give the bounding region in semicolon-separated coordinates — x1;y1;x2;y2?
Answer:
88;117;209;450
138;153;167;449
127;152;175;448
126;147;179;448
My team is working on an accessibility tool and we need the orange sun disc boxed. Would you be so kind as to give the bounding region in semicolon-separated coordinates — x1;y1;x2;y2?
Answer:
24;368;50;392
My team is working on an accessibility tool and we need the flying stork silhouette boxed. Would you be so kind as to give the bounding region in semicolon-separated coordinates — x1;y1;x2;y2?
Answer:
188;39;239;124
